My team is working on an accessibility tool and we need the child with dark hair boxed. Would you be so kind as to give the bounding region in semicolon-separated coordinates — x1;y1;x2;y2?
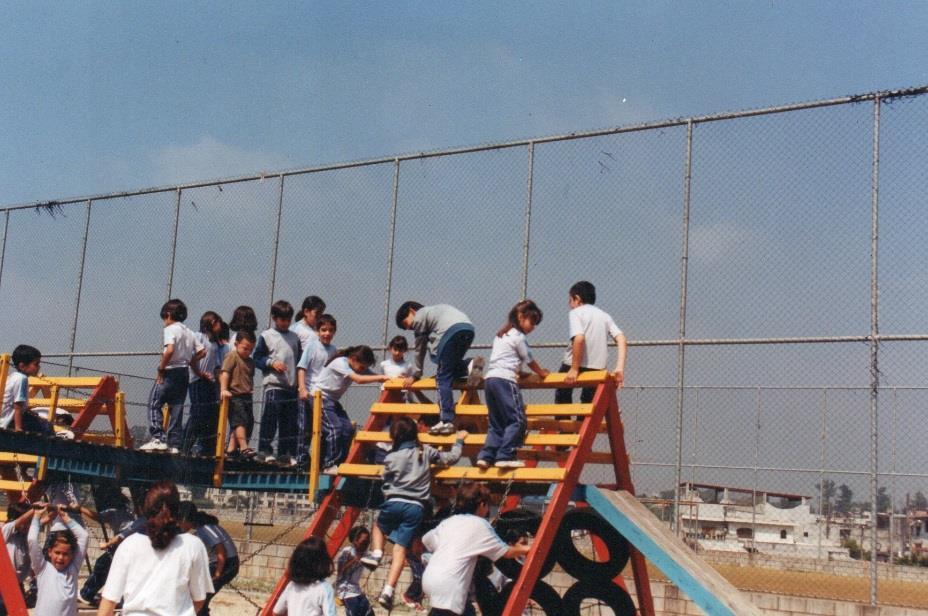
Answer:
295;314;337;468
220;329;257;459
141;299;205;453
178;502;239;616
361;416;467;610
27;504;89;616
555;280;626;404
1;345;53;434
476;300;549;470
335;526;373;616
0;501;34;615
421;482;530;616
313;345;389;473
273;537;336;616
228;305;258;343
98;481;213;616
254;300;302;465
184;311;223;456
395;301;482;435
291;295;327;349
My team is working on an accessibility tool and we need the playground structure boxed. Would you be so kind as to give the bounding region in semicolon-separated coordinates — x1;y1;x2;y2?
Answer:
0;359;760;615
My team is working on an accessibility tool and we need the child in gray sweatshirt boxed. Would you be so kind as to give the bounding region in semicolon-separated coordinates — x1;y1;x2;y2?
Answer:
360;416;467;610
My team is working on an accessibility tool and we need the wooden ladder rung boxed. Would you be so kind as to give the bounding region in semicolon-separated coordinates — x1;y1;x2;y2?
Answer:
370;402;591;417
28;376;104;388
337;463;566;482
354;431;581;447
0;479;32;492
0;453;38;464
29;398;86;410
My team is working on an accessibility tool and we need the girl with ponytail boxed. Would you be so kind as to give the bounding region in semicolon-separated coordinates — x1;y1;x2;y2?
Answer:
312;345;389;473
98;481;214;616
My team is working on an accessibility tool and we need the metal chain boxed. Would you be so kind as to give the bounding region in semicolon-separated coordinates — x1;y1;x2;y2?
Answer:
492;478;515;525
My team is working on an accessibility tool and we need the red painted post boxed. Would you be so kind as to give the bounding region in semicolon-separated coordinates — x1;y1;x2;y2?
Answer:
0;529;27;616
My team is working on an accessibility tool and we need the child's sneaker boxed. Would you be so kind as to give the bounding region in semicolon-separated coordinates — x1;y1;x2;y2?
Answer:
322;465;339;475
255;452;276;463
377;590;394;611
167;447;180;455
466;356;485;389
402;594;426;613
428;421;455;436
139;439;168;452
360;550;382;569
476;458;490;469
278;455;297;467
494;459;525;469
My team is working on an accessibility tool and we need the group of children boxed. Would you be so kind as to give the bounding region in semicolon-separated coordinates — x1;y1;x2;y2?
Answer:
0;482;237;616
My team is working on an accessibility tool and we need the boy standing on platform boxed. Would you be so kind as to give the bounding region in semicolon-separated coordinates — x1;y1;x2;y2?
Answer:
254;300;302;465
555;281;626;405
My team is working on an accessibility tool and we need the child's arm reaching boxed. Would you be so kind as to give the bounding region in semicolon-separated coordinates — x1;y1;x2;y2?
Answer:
564;334;585;385
219;370;232;400
428;431;468;466
347;372;389;386
613;332;627;388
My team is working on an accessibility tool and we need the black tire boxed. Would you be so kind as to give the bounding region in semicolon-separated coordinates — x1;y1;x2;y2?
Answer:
493;508;556;579
494;547;557;580
553;509;630;582
561;580;636;616
497;580;563;616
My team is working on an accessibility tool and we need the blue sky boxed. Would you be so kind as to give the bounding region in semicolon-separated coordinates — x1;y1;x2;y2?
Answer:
2;2;926;206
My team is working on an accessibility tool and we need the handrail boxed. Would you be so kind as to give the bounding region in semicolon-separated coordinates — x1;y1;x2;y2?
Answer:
213;397;230;488
382;370;612;391
308;390;322;500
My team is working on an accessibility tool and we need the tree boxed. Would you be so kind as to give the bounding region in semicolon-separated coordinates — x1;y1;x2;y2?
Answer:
816;479;836;516
835;484;853;515
914;491;928;511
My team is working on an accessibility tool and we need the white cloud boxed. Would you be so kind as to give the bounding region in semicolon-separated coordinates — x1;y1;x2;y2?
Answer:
151;135;294;185
688;220;756;264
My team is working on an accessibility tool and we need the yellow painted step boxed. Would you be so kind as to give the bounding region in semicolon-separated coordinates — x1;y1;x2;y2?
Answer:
29;398;86;410
337;464;566;482
383;370;610;391
0;479;31;492
527;419;607;432
370;403;591;417
354;431;581;447
0;453;38;464
29;376;104;388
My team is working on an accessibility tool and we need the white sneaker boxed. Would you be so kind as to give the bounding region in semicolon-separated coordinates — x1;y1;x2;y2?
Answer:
322;465;339;475
476;459;490;469
428;421;455;436
139;439;168;451
55;430;75;440
265;454;276;464
167;447;180;454
494;460;526;469
466;356;485;389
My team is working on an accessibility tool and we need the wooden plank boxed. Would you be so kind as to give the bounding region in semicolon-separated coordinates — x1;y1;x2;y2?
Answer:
337;463;565;482
583;487;761;616
28;376;102;388
0;453;37;464
370;402;591;417
353;431;581;447
28;398;86;410
383;370;610;391
0;479;30;492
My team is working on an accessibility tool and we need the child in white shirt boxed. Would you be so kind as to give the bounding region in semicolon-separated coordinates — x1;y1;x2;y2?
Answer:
296;314;337;469
28;505;88;616
477;301;549;469
273;536;337;616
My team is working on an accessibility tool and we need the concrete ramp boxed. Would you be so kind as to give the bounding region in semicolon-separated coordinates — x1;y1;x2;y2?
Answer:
582;485;761;616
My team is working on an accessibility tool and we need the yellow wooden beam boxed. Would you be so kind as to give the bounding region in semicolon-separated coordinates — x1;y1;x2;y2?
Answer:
0;453;38;464
354;431;580;447
28;376;103;388
337;463;566;482
383;370;610;391
0;479;30;492
370;402;591;417
28;398;86;410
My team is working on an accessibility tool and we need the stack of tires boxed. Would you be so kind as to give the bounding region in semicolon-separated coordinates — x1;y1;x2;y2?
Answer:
474;508;636;616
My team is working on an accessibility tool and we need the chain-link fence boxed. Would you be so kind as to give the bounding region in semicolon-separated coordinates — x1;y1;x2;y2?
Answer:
4;84;928;607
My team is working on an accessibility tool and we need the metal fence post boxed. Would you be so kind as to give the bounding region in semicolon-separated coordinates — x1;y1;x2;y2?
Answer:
673;120;694;536
381;159;401;351
166;188;182;300
817;389;828;562
268;175;286;316
751;386;761;557
868;93;882;606
0;211;8;293
67;200;92;375
520;142;536;300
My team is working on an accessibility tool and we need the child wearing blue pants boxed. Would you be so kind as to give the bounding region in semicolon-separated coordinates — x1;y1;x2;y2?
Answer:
141;299;204;453
312;346;388;472
254;300;302;464
395;302;482;436
477;300;549;469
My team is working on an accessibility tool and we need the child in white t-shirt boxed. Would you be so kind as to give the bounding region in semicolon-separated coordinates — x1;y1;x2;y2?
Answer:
28;504;89;616
273;536;337;616
477;300;549;469
296;314;337;469
141;299;205;453
312;346;388;473
0;501;34;612
290;295;326;349
1;345;53;434
422;482;529;616
555;280;626;404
